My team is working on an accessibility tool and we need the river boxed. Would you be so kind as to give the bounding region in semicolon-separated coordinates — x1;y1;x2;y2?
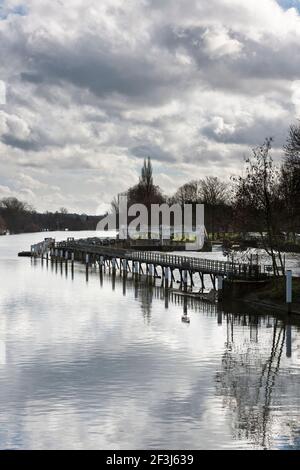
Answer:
0;231;300;450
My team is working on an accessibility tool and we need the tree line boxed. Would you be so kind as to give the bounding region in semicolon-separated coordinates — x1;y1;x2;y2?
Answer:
1;120;299;271
0;199;102;234
111;122;300;273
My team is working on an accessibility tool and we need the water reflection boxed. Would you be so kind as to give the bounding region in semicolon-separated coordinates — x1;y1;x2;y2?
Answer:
216;315;299;449
1;235;300;449
68;259;300;449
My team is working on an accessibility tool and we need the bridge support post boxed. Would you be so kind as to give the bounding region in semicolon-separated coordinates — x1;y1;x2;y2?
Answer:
125;259;129;273
139;262;144;275
99;262;103;286
60;250;63;262
85;254;89;280
183;270;188;292
99;256;104;272
148;264;154;282
164;267;170;289
171;269;175;286
210;274;216;290
199;273;205;292
71;252;74;275
112;258;116;273
218;276;223;301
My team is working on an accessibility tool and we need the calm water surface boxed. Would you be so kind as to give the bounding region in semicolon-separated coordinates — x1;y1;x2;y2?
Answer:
0;232;300;450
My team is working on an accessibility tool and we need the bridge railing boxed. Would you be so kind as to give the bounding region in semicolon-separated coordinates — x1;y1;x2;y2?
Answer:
129;251;261;278
31;238;55;256
56;240;263;279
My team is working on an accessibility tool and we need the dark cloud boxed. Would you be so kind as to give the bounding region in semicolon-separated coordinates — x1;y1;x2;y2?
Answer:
0;0;300;212
157;25;300;94
19;35;183;105
131;144;175;163
2;134;42;152
201;116;289;148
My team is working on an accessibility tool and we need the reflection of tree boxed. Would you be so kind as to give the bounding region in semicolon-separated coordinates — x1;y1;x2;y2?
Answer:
216;316;286;449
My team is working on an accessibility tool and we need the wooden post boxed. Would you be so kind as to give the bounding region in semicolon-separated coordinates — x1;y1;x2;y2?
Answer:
165;267;170;289
71;252;74;279
149;264;154;278
199;272;205;292
183;270;188;292
286;270;292;314
85;253;89;280
218;276;223;301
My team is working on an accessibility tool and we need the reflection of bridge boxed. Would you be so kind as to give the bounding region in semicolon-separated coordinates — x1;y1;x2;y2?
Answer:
30;238;270;295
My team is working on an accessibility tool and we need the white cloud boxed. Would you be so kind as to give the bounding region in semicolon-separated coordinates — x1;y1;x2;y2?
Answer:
0;80;6;104
202;27;243;58
0;0;299;213
291;80;300;114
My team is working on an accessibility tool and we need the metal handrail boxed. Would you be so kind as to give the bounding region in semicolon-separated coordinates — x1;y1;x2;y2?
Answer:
56;241;263;279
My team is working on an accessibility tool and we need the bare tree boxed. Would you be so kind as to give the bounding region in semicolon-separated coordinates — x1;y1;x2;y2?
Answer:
0;197;31;213
0;197;33;234
284;122;300;161
127;157;165;209
0;214;7;234
233;139;285;276
199;177;229;240
281;123;300;240
199;176;228;206
171;180;199;206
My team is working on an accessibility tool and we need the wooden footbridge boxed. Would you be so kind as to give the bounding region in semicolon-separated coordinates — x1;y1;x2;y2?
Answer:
29;237;269;294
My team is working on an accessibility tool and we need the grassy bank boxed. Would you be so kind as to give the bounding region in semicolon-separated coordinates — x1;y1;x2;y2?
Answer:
244;277;300;314
254;277;300;300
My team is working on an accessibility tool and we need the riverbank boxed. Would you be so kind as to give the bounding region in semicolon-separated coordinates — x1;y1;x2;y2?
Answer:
242;277;300;315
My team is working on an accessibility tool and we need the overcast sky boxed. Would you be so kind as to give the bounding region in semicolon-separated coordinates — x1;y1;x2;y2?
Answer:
0;0;300;214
